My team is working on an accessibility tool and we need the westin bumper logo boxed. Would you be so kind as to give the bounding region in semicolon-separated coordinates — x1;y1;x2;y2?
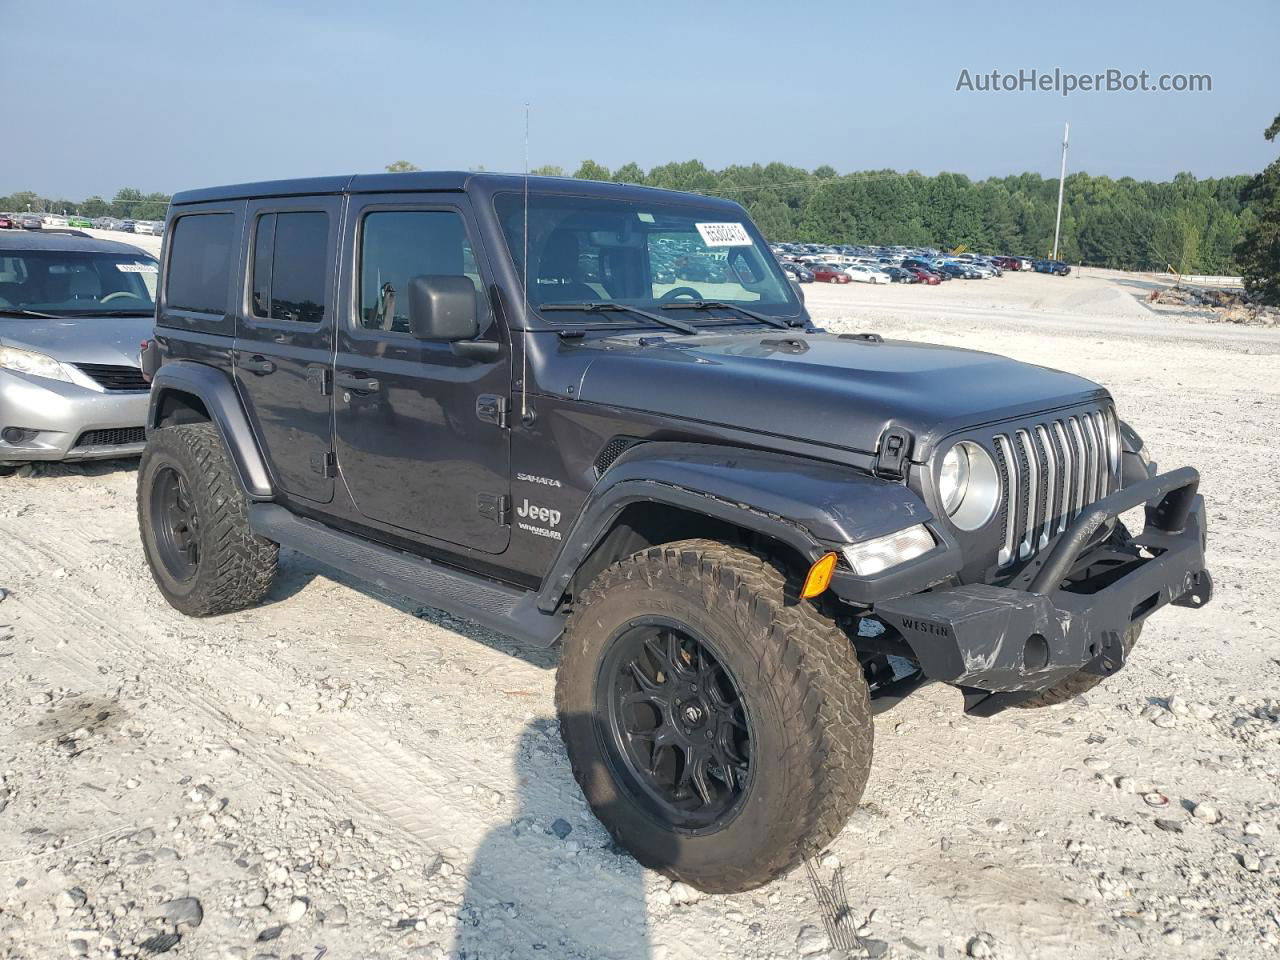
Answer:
956;68;1212;97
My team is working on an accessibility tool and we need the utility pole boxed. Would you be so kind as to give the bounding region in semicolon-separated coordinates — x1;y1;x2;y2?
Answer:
1052;122;1069;261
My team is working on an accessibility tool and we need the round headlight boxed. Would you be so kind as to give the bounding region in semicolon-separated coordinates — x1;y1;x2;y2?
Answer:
939;441;1000;531
938;444;970;514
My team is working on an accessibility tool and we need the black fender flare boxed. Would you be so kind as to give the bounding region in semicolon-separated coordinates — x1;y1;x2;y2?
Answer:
147;361;273;499
535;441;936;613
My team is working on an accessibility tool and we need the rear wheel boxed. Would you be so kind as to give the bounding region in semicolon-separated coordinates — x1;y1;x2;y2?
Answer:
137;423;278;616
556;539;873;893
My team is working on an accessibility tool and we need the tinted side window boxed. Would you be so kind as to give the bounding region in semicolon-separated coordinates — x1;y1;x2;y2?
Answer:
166;213;234;314
251;214;275;318
249;211;328;323
358;211;483;334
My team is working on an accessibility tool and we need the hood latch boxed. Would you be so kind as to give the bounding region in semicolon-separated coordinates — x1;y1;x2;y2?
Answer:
874;427;913;481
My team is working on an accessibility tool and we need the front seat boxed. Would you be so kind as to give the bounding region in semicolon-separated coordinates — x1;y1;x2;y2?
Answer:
535;232;600;303
68;268;102;302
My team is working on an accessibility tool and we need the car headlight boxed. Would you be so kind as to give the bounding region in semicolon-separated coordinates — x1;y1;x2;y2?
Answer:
938;444;971;514
0;345;72;383
938;440;1000;531
842;524;935;576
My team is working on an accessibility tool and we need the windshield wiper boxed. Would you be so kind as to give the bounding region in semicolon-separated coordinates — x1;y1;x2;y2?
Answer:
540;301;698;335
660;300;797;329
58;309;155;317
0;308;61;319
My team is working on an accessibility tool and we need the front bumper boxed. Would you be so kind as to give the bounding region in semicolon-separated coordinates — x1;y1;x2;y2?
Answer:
0;369;148;462
874;467;1209;706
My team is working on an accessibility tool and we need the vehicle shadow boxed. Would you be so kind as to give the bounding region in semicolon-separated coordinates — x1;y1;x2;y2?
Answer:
0;457;139;479
454;720;659;960
262;548;560;670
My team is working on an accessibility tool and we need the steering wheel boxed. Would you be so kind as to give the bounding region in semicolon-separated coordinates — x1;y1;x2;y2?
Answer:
100;291;143;303
659;286;703;303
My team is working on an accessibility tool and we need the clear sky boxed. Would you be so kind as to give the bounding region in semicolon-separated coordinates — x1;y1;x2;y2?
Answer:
6;0;1277;198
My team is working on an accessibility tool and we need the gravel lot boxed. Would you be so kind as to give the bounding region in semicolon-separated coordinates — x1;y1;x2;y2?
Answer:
1;269;1278;960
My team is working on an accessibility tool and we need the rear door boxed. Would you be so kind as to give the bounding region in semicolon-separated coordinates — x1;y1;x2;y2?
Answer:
232;196;342;503
333;194;511;553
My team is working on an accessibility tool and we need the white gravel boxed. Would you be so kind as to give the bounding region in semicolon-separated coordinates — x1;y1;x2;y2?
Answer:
0;269;1278;959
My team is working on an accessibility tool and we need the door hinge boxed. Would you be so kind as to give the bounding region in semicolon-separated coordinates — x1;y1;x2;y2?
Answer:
874;427;912;481
310;451;337;478
477;492;511;526
476;394;511;428
307;366;333;396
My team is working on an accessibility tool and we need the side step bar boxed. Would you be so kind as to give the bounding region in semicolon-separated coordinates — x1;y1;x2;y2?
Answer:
249;504;565;648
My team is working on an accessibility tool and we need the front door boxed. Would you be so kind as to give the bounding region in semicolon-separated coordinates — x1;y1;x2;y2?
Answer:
333;196;511;554
233;196;341;503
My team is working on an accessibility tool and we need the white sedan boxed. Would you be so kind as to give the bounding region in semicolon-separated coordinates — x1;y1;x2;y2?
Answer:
842;264;891;284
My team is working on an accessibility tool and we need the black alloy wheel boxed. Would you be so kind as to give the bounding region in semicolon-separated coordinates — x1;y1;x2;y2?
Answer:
597;617;753;832
151;465;200;580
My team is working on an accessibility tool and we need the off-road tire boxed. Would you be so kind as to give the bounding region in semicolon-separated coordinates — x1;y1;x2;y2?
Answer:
137;423;278;616
556;539;873;893
1013;624;1142;708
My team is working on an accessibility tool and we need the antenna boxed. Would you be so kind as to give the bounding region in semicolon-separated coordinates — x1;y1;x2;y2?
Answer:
520;102;531;423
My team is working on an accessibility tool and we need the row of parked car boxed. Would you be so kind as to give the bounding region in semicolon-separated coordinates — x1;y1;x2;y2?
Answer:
772;242;1071;285
0;214;164;235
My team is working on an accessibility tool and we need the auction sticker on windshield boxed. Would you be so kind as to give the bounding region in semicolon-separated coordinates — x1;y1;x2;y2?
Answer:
696;222;753;247
116;263;158;273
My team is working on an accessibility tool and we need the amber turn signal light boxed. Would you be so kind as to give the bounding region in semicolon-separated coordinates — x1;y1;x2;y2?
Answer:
801;552;839;599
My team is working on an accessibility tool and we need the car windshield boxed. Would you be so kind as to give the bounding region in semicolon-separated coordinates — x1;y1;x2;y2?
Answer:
0;249;158;315
494;192;799;325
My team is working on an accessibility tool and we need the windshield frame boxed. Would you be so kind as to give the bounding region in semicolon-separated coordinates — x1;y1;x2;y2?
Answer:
488;188;804;332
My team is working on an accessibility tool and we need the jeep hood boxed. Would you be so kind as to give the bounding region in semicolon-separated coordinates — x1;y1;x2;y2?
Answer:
573;332;1107;459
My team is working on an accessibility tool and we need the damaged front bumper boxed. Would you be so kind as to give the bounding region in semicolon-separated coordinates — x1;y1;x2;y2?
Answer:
873;467;1210;713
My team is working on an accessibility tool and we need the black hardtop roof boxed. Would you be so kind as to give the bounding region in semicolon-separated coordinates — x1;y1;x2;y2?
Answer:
0;231;156;257
170;172;745;213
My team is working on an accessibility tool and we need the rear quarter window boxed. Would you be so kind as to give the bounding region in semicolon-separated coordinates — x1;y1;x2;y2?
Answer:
165;213;234;314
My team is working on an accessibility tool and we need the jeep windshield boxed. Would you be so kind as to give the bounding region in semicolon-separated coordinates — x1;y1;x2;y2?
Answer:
494;192;800;327
0;250;158;317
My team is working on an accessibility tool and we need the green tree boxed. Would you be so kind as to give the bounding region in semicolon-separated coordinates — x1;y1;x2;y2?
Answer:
385;160;420;172
573;160;611;181
80;196;109;218
7;190;43;213
611;163;646;186
111;188;145;219
1235;110;1280;303
529;164;564;177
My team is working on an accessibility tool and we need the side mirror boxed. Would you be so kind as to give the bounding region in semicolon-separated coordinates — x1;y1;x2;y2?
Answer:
408;275;479;342
789;277;805;305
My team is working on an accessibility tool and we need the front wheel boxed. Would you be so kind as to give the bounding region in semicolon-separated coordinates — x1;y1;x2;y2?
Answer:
556;539;873;893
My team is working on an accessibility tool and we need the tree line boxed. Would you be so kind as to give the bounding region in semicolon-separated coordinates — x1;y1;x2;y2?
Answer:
0;187;170;222
393;157;1262;276
7;146;1273;283
551;161;1252;276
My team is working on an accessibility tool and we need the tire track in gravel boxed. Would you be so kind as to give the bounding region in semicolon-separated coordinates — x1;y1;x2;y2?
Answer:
0;519;700;960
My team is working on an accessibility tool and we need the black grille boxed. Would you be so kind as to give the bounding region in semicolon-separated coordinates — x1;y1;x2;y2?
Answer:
992;409;1115;567
75;363;149;392
74;427;146;448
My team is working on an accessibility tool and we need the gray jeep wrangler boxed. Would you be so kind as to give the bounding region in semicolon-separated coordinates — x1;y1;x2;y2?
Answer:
137;172;1211;892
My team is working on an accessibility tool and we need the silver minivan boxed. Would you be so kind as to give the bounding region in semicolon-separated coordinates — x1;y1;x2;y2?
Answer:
0;231;157;464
